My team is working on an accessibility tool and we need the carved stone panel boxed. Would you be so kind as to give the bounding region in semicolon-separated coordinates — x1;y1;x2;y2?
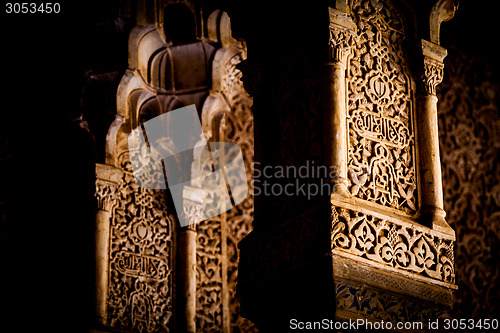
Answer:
105;172;176;332
195;49;257;333
347;0;417;215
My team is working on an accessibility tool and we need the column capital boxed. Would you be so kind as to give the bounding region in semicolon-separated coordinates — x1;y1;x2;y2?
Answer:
328;8;356;64
420;39;447;96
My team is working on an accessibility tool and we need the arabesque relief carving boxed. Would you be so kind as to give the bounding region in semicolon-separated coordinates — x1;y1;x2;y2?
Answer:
195;49;256;332
347;0;417;214
96;171;176;333
220;54;256;333
422;57;444;96
94;5;257;331
331;206;455;283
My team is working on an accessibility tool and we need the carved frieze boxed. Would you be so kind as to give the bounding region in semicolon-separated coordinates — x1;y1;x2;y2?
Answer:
347;0;417;215
331;204;455;283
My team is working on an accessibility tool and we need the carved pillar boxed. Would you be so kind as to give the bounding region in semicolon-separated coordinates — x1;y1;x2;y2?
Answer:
324;7;355;196
417;40;453;236
236;0;458;331
95;164;122;326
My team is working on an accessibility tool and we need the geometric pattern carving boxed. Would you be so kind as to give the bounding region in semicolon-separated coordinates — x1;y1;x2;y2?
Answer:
347;0;417;214
105;172;175;332
331;206;455;283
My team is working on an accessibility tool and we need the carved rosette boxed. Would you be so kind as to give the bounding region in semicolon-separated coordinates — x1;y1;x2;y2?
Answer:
346;0;418;214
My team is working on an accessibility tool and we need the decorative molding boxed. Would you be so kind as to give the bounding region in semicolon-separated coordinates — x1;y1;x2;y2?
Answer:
333;257;454;306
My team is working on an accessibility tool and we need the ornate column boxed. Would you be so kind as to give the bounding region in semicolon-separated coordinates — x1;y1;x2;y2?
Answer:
324;7;356;196
417;40;454;236
236;0;458;331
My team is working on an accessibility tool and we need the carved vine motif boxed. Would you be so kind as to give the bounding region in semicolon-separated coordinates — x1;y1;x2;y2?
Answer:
347;0;417;214
422;58;444;96
331;206;455;283
106;172;175;333
437;47;500;319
